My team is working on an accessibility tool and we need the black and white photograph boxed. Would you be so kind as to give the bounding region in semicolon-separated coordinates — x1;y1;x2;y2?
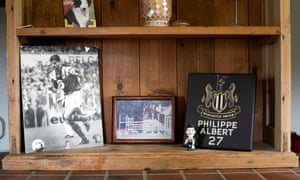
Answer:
112;96;175;144
20;45;103;153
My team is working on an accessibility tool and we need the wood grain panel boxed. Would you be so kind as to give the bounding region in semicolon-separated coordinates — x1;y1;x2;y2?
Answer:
176;39;214;142
6;0;22;154
265;0;280;26
93;0;102;26
249;0;265;25
24;0;32;25
139;40;177;96
248;0;265;142
260;41;276;147
214;39;249;73
3;144;299;170
211;0;248;26
249;40;265;142
32;0;64;27
102;39;140;143
177;0;215;26
101;0;139;143
102;0;139;26
177;0;248;26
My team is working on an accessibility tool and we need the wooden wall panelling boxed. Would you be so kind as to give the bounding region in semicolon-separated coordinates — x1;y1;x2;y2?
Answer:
212;0;250;71
262;42;276;147
177;0;214;26
211;0;248;26
93;0;102;26
139;40;177;96
63;40;102;48
214;39;249;73
177;0;248;26
24;0;32;25
265;0;280;26
140;39;177;141
102;40;140;143
261;0;282;148
249;39;265;143
102;0;139;26
31;0;64;27
248;0;265;142
248;0;265;26
176;39;214;142
101;0;140;143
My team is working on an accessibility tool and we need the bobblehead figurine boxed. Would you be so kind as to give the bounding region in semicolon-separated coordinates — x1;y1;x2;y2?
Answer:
184;125;196;151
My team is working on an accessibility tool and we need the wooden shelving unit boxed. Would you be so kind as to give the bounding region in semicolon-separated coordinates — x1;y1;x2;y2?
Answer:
3;0;298;170
3;144;298;170
16;26;281;38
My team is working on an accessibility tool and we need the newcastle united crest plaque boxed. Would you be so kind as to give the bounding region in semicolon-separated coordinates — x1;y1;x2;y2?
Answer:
184;73;256;151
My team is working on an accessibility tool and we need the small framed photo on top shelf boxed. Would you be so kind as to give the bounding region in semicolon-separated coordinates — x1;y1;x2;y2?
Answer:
63;0;97;28
112;96;175;144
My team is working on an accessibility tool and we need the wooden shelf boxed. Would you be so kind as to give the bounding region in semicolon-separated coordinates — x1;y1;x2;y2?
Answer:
5;0;296;171
16;26;281;38
2;143;298;170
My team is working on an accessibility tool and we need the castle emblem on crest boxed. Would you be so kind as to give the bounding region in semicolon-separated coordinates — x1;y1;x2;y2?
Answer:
197;77;241;120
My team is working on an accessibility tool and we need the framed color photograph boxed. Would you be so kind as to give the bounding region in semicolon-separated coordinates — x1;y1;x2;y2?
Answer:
112;96;175;144
63;0;97;28
20;45;104;153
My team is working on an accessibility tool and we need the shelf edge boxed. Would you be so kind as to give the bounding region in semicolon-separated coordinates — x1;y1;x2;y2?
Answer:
16;26;281;38
2;145;298;170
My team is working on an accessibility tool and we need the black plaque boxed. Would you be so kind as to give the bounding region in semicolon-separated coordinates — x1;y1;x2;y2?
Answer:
184;73;256;151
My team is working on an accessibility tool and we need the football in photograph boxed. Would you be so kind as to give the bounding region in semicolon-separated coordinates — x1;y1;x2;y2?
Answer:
20;45;103;153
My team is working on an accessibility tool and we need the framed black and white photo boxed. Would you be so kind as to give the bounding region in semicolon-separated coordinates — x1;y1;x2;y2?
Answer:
112;96;175;144
20;45;104;153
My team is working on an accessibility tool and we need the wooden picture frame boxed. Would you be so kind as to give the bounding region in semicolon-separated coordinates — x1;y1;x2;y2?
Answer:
112;96;175;144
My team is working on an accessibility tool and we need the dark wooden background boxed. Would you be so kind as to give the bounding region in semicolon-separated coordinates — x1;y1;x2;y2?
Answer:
0;0;5;7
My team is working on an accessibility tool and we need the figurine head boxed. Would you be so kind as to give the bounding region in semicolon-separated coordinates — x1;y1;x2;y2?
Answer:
185;125;196;139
